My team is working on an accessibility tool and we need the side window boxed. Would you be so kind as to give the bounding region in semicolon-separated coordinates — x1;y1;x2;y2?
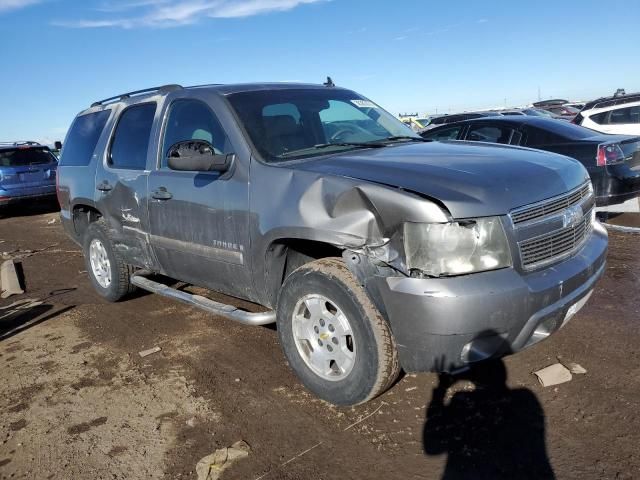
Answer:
60;110;111;166
109;103;156;170
467;125;514;144
525;127;564;146
610;105;640;124
423;126;461;141
162;99;232;167
589;112;608;125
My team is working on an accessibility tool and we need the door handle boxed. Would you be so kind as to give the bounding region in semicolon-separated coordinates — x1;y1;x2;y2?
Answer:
97;181;113;192
152;187;173;200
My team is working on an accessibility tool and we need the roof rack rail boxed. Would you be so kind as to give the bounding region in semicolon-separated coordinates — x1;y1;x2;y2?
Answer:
591;92;640;110
91;84;183;107
0;141;42;147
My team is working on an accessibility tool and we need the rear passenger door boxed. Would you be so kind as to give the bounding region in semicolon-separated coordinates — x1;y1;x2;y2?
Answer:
95;102;158;269
147;93;253;299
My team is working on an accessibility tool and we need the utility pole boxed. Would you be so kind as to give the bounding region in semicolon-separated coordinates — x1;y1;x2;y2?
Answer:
537;86;541;101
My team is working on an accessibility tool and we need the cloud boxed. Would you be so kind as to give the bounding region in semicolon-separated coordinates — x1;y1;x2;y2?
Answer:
55;0;328;28
0;0;41;13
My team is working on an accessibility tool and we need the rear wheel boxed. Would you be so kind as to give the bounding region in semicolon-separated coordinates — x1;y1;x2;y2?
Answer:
82;220;136;302
277;258;400;405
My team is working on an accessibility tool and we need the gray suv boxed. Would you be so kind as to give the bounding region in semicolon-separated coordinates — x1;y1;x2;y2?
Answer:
57;83;608;405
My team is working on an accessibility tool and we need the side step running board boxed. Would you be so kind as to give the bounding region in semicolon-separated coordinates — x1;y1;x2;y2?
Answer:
131;273;276;326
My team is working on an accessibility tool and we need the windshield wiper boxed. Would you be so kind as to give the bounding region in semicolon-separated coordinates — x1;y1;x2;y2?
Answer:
374;136;431;143
280;142;386;157
313;142;388;149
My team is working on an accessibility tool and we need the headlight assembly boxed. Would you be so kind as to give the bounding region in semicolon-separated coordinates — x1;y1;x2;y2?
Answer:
403;217;512;277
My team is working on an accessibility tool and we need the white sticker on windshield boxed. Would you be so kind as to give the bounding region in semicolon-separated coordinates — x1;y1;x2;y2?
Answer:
351;99;378;109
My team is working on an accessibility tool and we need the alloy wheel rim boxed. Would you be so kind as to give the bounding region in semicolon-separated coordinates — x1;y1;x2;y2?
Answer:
89;239;112;288
292;294;356;381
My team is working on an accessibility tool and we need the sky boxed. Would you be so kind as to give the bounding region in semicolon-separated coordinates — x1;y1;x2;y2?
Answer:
0;0;639;143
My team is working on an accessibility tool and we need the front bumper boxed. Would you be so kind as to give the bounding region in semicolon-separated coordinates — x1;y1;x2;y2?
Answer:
372;222;608;372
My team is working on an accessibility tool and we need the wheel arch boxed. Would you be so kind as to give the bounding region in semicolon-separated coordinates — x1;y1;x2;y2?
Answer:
72;203;103;241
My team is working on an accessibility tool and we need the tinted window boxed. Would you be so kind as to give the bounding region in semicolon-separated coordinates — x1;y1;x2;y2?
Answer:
60;110;110;166
422;126;461;141
109;103;156;170
526;121;596;144
525;127;565;146
162;99;232;167
589;112;608;125
610;105;640;124
0;147;57;167
467;125;514;144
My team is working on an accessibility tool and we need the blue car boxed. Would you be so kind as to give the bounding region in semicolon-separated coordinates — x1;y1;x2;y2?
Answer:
0;142;58;207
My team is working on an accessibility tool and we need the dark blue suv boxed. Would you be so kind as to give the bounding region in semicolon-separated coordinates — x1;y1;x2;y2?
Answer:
0;142;58;207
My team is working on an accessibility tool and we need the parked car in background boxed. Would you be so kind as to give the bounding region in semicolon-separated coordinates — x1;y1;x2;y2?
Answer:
421;116;640;206
521;108;562;118
544;105;580;119
0;141;58;207
58;82;606;406
497;110;526;116
574;92;640;135
419;111;502;131
565;102;586;111
532;99;578;120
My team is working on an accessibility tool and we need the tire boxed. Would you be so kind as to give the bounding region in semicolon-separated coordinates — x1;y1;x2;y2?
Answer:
277;258;400;406
82;219;136;302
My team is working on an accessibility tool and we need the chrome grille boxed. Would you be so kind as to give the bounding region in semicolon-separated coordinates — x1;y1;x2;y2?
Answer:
519;208;594;269
511;182;592;225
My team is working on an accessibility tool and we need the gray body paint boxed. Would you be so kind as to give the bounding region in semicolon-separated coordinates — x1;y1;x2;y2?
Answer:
57;83;608;372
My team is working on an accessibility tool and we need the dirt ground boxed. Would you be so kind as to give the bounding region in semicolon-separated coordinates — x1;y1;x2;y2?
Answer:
1;202;639;480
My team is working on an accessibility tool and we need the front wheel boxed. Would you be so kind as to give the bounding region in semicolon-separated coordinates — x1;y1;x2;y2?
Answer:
277;258;400;406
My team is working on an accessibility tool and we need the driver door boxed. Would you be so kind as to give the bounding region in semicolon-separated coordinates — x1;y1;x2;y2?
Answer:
147;94;252;298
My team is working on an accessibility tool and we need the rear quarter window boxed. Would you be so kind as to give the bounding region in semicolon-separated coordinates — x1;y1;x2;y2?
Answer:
109;103;156;170
588;112;608;125
60;110;111;166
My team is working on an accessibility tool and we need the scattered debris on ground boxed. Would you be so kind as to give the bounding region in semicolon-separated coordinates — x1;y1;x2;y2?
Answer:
196;440;251;480
2;243;59;260
1;259;24;298
557;356;588;375
0;298;43;320
533;363;573;387
138;346;162;357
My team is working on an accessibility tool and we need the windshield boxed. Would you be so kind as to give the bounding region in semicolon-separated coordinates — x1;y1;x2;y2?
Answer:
227;88;419;162
0;147;57;167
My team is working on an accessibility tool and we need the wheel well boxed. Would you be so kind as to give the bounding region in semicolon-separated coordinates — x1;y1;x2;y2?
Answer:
72;205;102;240
264;239;343;308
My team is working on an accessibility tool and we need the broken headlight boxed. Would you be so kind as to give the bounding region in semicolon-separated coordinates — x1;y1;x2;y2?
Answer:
403;217;511;276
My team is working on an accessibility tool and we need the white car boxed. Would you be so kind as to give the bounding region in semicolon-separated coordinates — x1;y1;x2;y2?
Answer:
575;92;640;135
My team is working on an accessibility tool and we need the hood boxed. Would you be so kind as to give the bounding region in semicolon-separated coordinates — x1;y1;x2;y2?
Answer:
291;141;589;218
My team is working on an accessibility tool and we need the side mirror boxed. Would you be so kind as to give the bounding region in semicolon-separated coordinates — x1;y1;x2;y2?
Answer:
54;141;62;150
166;140;233;173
